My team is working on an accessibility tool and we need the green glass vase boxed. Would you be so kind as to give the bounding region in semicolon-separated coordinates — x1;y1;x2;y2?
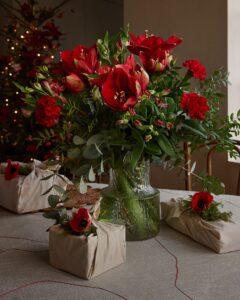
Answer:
99;160;160;241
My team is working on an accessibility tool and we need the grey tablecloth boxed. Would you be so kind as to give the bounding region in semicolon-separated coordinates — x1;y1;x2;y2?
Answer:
0;189;240;300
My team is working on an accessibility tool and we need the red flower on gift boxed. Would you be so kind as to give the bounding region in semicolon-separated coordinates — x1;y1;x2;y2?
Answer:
190;192;214;213
69;208;92;234
60;45;98;75
4;160;20;180
183;59;206;80
35;96;61;128
180;92;209;120
102;55;149;111
128;33;182;73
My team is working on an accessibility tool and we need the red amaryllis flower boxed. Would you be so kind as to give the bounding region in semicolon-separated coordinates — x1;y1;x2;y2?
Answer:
4;160;20;180
90;65;112;87
65;73;85;93
183;59;206;80
190;192;214;213
69;208;92;234
26;144;38;153
180;92;209;120
35;96;61;128
128;33;182;73
102;56;149;111
60;45;98;75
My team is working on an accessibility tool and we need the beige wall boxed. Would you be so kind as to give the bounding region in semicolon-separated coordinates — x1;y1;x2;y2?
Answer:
124;0;239;194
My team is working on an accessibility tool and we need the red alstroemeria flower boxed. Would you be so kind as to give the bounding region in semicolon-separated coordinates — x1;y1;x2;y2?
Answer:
69;208;92;234
183;59;206;80
65;73;85;93
102;55;149;111
60;45;98;75
190;192;214;213
180;92;209;120
4;160;20;180
35;96;61;128
128;32;182;73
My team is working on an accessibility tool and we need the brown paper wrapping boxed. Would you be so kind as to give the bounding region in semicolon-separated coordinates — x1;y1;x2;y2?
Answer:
0;160;70;214
161;199;240;253
49;221;126;279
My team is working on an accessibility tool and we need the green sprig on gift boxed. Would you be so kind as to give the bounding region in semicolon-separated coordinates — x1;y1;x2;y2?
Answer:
182;191;232;222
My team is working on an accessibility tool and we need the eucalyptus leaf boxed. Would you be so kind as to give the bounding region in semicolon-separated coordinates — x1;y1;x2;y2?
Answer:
88;166;96;182
48;195;60;208
73;135;86;145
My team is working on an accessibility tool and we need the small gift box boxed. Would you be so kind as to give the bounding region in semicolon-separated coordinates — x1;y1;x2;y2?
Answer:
161;197;239;254
0;160;70;213
49;220;126;279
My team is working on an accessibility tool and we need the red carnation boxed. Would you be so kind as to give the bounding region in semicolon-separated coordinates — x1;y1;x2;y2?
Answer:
128;32;182;73
183;59;206;80
69;208;92;234
4;160;20;180
35;96;61;128
102;55;149;111
190;192;214;213
180;92;209;120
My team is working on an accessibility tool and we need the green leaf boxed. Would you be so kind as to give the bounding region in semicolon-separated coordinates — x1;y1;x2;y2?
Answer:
53;185;65;195
83;144;102;160
67;148;81;159
157;135;175;157
48;195;60;208
87;134;105;146
73;136;86;145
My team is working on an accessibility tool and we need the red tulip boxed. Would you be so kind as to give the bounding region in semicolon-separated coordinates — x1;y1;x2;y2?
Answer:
65;73;85;93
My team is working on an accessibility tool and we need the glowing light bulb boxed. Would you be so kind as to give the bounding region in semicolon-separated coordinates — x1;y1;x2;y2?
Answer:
6;103;9;106
5;99;8;102
9;73;13;76
37;53;41;57
26;30;29;34
6;38;10;42
51;55;54;59
20;35;24;39
16;91;19;95
11;46;15;50
14;110;18;114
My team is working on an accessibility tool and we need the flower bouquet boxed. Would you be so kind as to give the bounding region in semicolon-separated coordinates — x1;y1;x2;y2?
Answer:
18;28;240;240
49;207;126;279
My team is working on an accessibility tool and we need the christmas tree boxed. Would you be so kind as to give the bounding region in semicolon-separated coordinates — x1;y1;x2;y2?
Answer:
0;0;69;161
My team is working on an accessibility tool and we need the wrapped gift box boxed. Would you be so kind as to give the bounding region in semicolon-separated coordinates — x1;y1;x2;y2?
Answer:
0;160;70;214
161;199;240;253
49;221;126;279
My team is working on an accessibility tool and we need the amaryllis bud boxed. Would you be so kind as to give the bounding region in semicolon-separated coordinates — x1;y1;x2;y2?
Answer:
129;108;136;116
116;119;128;125
65;73;85;93
154;119;165;127
144;135;152;142
134;120;142;127
166;122;174;129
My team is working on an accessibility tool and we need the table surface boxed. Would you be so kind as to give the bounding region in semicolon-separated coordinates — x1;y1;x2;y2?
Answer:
0;188;240;300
